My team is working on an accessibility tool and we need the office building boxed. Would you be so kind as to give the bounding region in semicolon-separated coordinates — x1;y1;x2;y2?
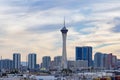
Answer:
76;46;92;67
54;56;62;67
13;53;21;69
107;53;113;69
0;59;13;70
94;52;103;68
94;52;117;70
76;47;82;60
28;53;37;70
112;55;117;69
117;59;120;68
42;56;51;70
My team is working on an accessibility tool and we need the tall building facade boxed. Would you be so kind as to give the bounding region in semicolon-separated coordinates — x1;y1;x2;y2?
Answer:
28;53;37;70
54;56;62;67
104;54;108;69
117;59;120;68
94;52;117;70
112;55;117;69
42;56;51;70
0;59;13;70
107;53;117;69
76;47;82;60
76;46;92;67
107;53;113;69
94;52;103;68
13;53;21;69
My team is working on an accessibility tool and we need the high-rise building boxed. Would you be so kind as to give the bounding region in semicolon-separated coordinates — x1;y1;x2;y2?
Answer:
76;46;92;67
54;56;62;67
117;59;120;68
94;52;117;70
112;55;117;69
94;52;109;69
94;52;103;68
103;54;108;69
0;59;13;70
61;20;68;69
42;56;51;70
101;54;105;68
28;53;37;70
107;53;113;69
76;47;82;60
13;53;21;69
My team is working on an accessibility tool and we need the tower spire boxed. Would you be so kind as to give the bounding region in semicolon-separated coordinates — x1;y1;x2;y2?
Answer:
64;17;65;27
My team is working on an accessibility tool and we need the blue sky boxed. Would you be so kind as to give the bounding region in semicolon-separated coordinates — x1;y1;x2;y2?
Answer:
0;0;120;63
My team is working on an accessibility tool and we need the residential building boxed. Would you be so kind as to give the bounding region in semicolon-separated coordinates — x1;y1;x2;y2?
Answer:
13;53;21;69
28;53;37;70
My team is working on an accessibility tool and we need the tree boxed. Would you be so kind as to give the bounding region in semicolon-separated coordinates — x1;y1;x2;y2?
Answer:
61;68;72;76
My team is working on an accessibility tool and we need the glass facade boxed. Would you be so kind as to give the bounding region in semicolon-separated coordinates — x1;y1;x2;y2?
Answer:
28;53;37;70
42;56;51;70
94;52;102;67
13;53;21;69
76;46;92;67
0;59;13;70
76;47;82;60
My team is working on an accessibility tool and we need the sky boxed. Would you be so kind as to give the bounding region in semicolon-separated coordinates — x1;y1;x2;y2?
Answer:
0;0;120;63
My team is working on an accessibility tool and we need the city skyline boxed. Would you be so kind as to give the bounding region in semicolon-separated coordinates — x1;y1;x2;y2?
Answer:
0;0;120;63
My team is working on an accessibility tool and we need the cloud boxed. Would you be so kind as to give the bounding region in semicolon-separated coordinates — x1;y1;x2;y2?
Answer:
111;17;120;33
26;24;62;33
112;24;120;33
0;0;120;62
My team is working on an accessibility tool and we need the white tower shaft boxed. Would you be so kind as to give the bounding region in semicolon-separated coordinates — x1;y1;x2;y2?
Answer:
62;33;67;69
